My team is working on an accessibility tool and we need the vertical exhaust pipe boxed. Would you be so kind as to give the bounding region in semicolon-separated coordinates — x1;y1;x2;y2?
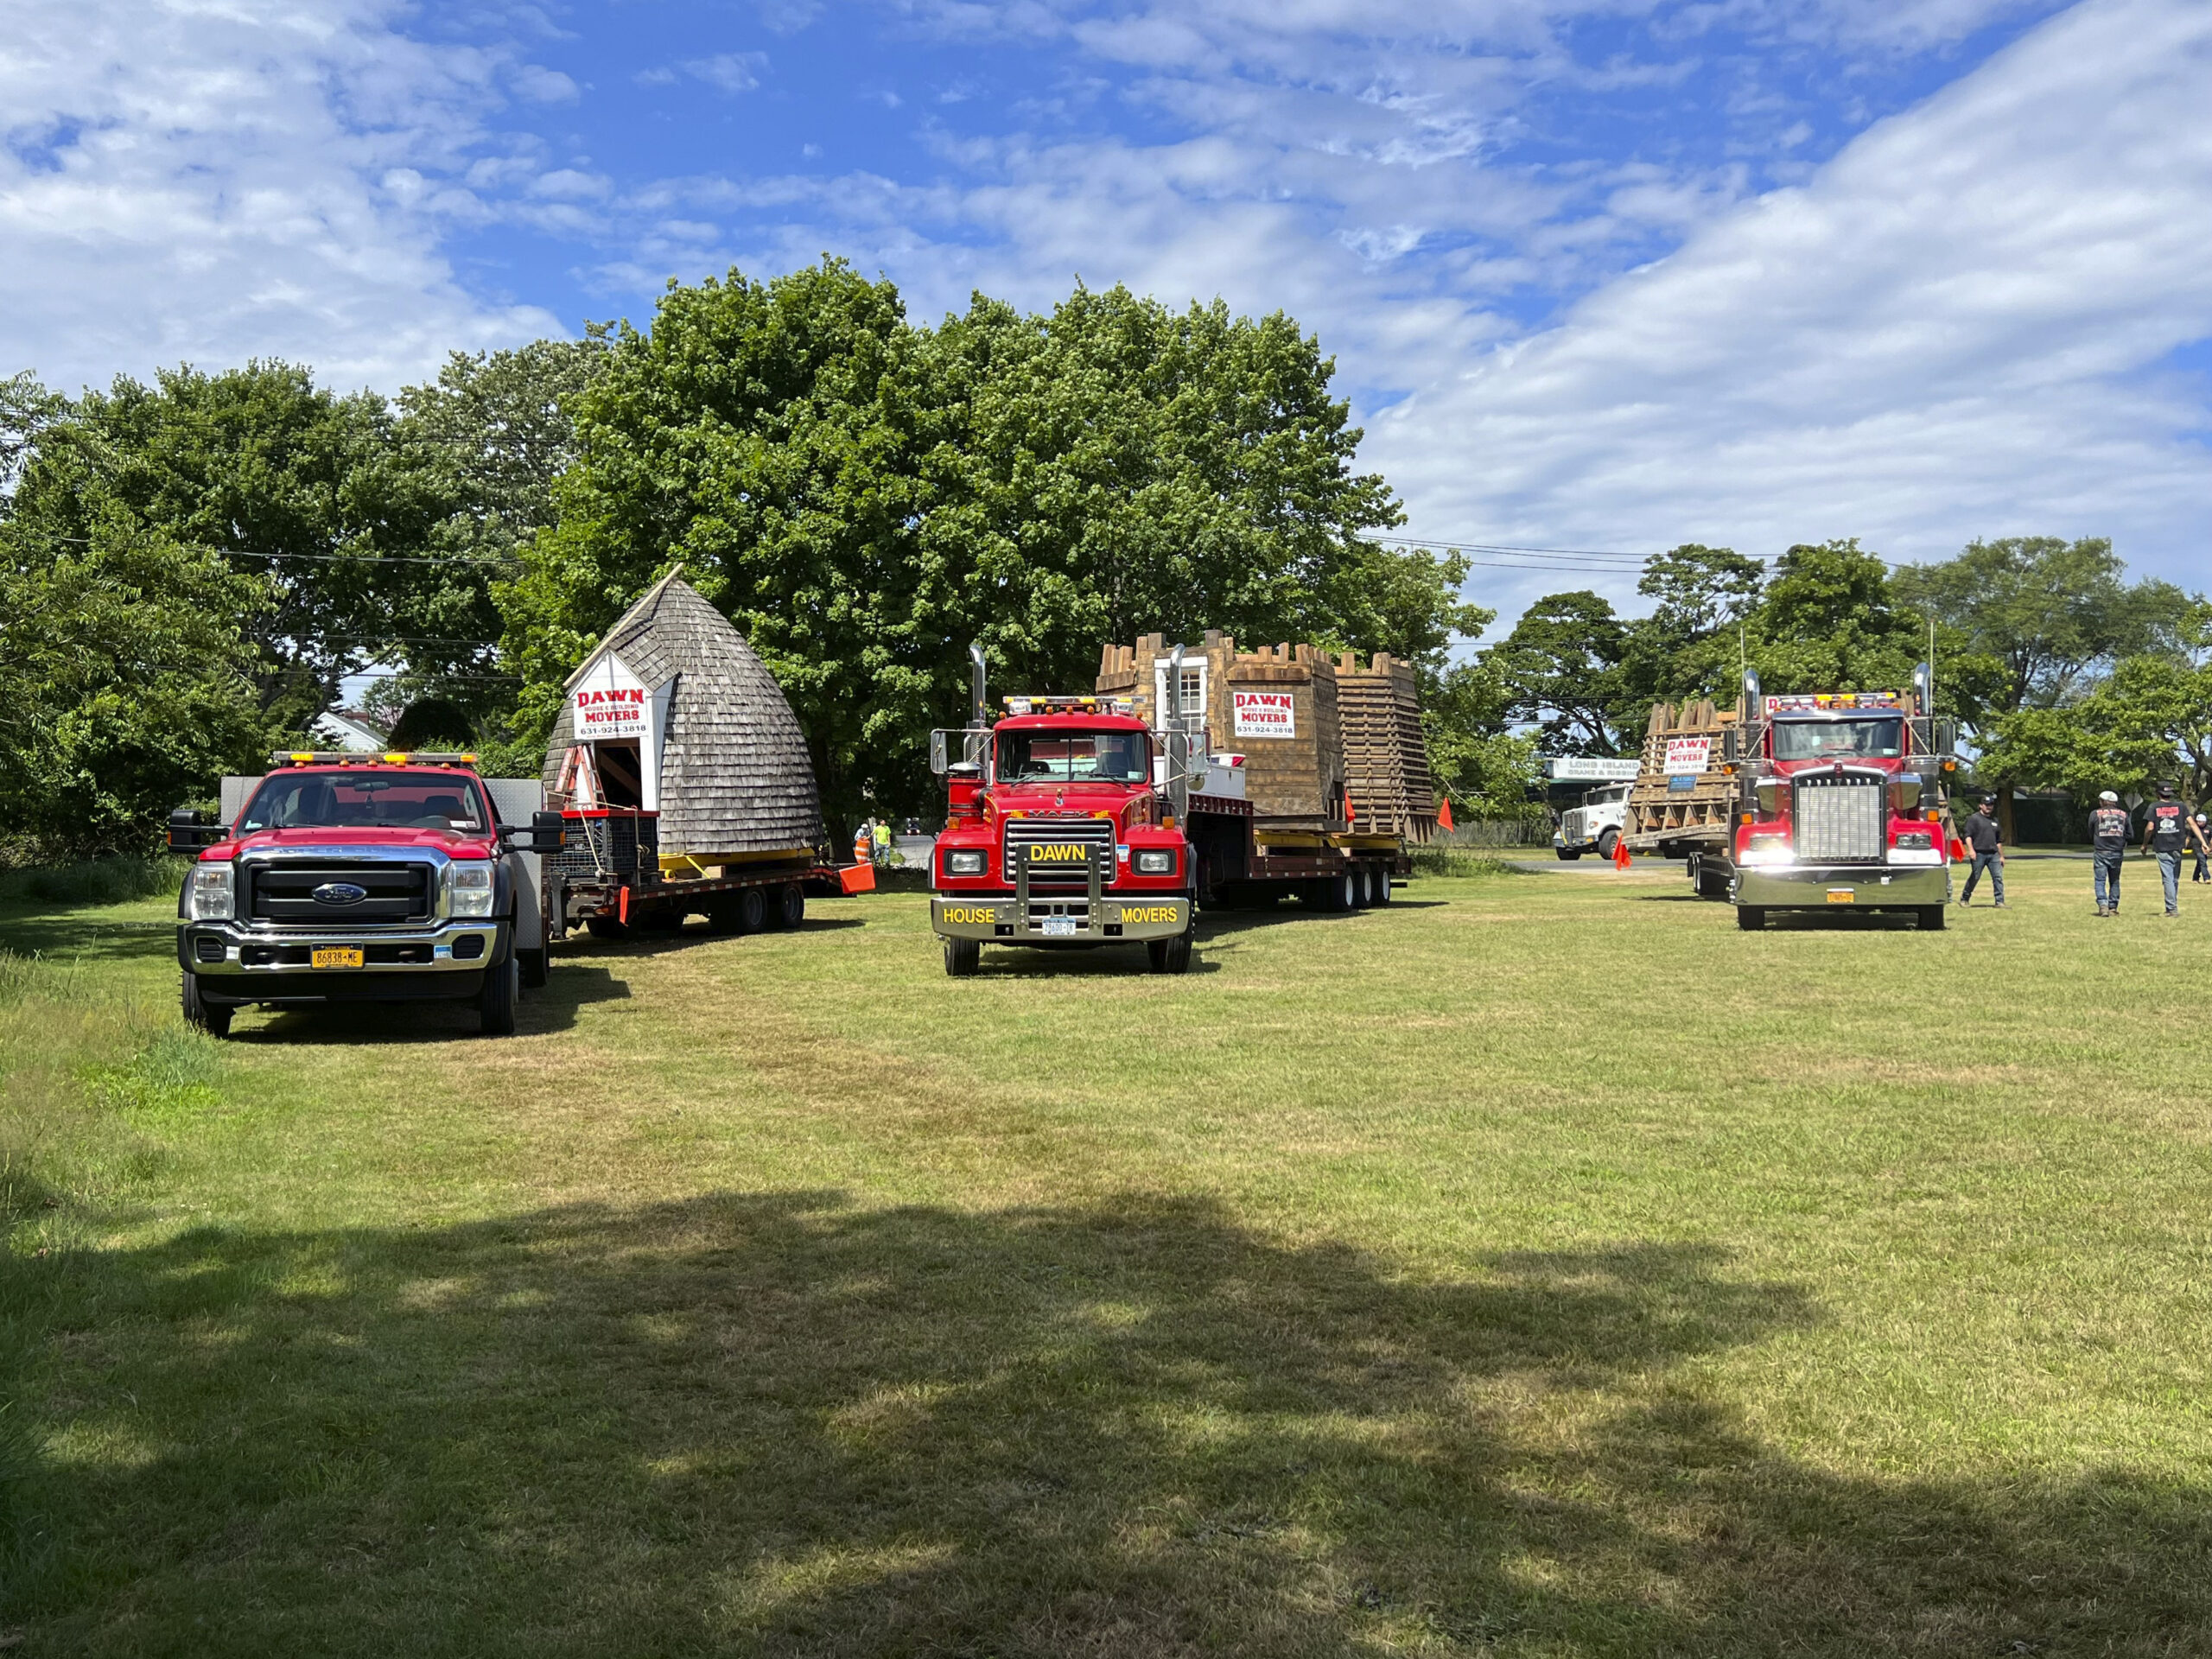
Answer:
969;640;988;728
1741;666;1763;722
1912;660;1933;717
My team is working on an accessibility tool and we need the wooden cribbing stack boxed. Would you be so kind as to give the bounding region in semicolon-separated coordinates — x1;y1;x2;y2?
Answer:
1096;631;1433;847
1623;696;1740;855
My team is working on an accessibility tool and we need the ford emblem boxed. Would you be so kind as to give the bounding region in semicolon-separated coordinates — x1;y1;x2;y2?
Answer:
312;881;369;906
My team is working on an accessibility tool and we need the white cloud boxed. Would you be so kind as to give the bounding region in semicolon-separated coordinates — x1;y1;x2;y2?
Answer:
0;0;559;395
1369;0;2212;585
683;52;769;93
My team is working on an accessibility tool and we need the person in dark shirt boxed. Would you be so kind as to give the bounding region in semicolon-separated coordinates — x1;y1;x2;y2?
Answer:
2088;790;2130;916
2140;782;2190;916
2193;812;2210;885
1957;798;2005;907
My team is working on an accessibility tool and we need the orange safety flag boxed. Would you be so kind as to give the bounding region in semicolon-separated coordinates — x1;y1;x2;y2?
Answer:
1344;786;1358;827
1437;795;1456;832
1613;836;1632;870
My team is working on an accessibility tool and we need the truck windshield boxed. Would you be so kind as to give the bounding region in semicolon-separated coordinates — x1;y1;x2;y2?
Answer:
1773;717;1904;761
996;730;1149;783
239;772;490;832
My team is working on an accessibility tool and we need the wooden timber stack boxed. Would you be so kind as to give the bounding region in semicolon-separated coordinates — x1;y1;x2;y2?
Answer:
1335;651;1435;844
1097;631;1350;833
1623;698;1739;854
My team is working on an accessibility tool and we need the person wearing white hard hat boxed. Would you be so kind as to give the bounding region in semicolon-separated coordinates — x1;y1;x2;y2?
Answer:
2088;790;2130;916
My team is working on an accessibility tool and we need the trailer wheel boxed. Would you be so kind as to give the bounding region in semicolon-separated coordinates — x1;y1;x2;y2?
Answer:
478;950;518;1036
181;972;231;1039
1375;870;1394;904
518;948;549;988
1556;848;1583;861
944;937;981;976
1917;905;1946;931
1147;934;1192;974
1736;906;1766;931
639;908;685;934
777;884;804;928
585;915;629;940
1596;828;1619;861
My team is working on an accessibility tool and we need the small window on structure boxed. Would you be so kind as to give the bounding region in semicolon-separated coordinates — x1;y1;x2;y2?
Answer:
595;741;645;808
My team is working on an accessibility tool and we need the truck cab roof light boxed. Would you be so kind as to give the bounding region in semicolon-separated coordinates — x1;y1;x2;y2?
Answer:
268;750;480;768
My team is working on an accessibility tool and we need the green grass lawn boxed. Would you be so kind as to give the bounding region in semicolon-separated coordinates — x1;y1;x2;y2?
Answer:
3;855;2210;1656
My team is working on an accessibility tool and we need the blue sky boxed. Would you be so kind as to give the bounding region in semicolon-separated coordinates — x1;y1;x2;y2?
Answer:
3;0;2209;620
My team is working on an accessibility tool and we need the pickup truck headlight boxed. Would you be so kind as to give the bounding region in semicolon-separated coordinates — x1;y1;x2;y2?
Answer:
448;862;495;917
186;864;234;920
943;849;986;876
1132;849;1176;875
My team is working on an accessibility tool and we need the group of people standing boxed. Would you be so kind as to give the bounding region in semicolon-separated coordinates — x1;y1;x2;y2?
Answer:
1955;785;2209;916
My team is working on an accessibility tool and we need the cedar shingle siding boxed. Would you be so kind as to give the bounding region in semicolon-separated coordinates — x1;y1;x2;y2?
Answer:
541;575;823;859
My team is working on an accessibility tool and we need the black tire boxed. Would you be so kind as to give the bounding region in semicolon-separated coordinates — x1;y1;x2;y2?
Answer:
777;884;804;928
1918;905;1947;931
639;908;686;934
1556;849;1583;861
944;937;981;977
585;915;629;940
181;972;232;1039
1736;906;1766;931
478;950;518;1036
518;947;549;988
741;886;770;932
1147;933;1193;974
1596;828;1619;861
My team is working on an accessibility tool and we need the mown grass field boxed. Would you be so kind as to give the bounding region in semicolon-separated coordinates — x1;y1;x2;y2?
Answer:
3;854;2209;1656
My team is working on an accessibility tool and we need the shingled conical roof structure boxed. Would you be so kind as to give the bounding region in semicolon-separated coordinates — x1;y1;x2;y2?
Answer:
542;572;823;861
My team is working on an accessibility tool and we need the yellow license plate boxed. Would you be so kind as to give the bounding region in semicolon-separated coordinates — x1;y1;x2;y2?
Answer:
1825;890;1855;905
312;946;365;969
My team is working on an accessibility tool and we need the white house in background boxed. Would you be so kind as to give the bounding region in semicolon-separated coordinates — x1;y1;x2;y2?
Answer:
311;709;388;752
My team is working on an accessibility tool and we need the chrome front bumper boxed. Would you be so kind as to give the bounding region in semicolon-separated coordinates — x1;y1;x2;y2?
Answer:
1732;862;1950;908
931;895;1192;944
178;918;506;976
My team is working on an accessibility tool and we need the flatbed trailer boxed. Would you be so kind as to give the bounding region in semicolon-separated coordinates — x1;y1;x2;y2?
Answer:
1183;791;1408;909
544;810;871;939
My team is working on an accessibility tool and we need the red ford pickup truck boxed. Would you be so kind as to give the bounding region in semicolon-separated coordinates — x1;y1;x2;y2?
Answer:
169;752;563;1037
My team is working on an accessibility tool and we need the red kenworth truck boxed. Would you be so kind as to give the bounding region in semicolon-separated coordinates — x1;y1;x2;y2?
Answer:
169;751;564;1037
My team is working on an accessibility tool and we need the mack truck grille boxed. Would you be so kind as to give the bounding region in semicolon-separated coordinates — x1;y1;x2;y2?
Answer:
1004;817;1116;888
1792;776;1885;862
245;861;435;925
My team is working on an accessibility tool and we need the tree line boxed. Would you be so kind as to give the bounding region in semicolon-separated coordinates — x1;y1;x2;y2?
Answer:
0;261;1480;856
1467;537;2207;832
3;256;2202;859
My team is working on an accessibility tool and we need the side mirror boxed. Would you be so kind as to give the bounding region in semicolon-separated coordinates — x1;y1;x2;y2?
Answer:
931;730;948;776
504;810;567;854
167;808;224;851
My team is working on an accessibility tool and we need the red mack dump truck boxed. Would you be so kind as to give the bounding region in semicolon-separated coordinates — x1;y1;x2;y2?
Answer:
169;751;567;1038
1623;664;1961;930
926;635;1429;976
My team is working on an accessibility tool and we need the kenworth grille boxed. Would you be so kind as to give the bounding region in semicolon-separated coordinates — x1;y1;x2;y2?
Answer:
1002;817;1116;889
1792;774;1885;862
245;861;435;925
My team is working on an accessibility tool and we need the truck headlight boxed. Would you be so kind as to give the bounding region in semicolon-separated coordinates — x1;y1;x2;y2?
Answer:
1133;849;1175;875
448;862;495;917
1892;830;1934;850
186;864;234;920
944;849;986;876
1741;835;1793;868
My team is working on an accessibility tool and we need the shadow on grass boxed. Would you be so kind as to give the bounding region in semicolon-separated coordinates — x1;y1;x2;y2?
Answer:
226;963;632;1045
0;916;176;965
9;1192;2207;1656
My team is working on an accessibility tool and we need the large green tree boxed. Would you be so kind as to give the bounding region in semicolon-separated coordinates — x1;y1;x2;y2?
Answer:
0;505;274;857
1487;590;1632;755
4;361;435;734
502;263;1464;832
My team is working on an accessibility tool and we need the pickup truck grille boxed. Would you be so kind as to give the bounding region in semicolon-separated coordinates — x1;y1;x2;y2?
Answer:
1792;776;1885;862
244;861;435;925
1004;817;1116;890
